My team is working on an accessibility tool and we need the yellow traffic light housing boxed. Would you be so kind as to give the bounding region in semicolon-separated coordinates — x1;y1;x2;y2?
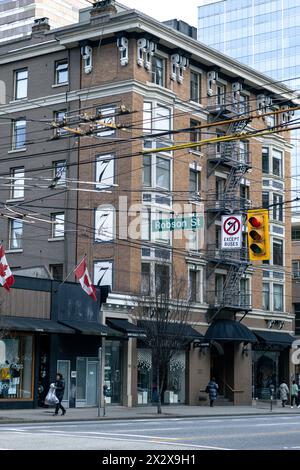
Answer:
247;209;270;261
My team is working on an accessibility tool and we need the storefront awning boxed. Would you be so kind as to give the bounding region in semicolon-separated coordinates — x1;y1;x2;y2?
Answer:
139;320;204;341
205;319;257;343
253;330;295;346
0;316;74;334
107;319;147;338
58;320;121;337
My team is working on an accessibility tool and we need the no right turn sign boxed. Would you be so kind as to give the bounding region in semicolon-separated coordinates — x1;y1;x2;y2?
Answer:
221;215;242;249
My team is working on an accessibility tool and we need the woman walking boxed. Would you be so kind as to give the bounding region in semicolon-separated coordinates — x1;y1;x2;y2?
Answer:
279;381;289;408
53;373;66;416
206;377;219;407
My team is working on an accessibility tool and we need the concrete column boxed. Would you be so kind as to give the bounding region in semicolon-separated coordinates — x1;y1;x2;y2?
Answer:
188;345;210;406
233;343;252;405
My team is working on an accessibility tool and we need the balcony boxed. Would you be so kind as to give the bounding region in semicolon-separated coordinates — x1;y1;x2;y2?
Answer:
206;245;249;265
207;94;251;116
206;196;251;213
207;148;252;169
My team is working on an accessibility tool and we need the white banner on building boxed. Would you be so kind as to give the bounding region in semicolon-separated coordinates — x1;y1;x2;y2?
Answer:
221;215;242;250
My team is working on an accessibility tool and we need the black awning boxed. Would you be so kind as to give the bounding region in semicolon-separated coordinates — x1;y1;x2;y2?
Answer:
253;330;295;346
139;320;204;340
58;320;121;337
107;319;147;338
205;319;257;343
0;316;74;334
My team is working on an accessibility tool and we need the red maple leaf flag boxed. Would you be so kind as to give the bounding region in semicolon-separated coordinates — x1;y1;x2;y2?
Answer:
74;257;97;302
0;245;14;291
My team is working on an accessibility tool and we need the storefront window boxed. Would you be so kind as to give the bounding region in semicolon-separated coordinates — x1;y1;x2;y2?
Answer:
0;335;33;399
252;350;279;400
168;352;186;404
105;341;122;404
137;348;152;404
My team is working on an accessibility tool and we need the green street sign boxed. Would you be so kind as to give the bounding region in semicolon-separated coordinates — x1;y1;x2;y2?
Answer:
152;215;204;232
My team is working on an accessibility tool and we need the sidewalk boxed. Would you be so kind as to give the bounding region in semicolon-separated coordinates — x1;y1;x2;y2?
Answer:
1;402;300;424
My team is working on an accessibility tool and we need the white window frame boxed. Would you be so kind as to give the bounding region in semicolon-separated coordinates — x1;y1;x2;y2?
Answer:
55;60;69;85
293;260;300;279
53;160;67;187
188;265;204;303
9;218;23;250
96;106;116;137
54;110;68;136
94;260;113;288
95;154;114;189
143;101;172;136
151;55;166;87
14;68;28;100
10;167;24;199
190;70;202;104
95;205;115;242
12;119;26;150
51;213;65;239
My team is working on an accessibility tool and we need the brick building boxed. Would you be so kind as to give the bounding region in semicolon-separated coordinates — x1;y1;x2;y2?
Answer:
0;0;297;407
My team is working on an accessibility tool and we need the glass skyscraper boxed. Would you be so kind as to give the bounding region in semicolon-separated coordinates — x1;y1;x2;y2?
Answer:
198;0;300;199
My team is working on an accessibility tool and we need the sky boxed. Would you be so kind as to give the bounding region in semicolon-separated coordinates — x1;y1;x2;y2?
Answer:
119;0;200;27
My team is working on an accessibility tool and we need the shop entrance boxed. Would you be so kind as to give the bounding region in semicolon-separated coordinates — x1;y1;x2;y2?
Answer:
75;357;98;407
210;342;234;400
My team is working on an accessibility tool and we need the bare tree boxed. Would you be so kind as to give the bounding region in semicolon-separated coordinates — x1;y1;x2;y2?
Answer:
133;267;193;414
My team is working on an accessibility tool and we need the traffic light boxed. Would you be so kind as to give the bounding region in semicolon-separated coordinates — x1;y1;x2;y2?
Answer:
247;209;270;261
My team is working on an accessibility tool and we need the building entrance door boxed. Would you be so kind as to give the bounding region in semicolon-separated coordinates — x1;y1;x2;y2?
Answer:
210;343;234;400
87;361;98;406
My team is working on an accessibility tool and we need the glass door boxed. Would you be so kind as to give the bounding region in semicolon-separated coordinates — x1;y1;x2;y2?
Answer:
57;360;70;408
87;360;98;406
104;341;122;404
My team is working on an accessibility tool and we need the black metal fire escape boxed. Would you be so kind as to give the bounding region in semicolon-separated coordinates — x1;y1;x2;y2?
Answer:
205;83;252;323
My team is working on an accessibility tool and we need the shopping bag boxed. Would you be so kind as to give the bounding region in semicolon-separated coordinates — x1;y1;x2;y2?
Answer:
45;386;59;405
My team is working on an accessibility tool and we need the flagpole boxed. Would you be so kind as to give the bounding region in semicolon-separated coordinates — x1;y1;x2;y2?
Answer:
55;254;86;290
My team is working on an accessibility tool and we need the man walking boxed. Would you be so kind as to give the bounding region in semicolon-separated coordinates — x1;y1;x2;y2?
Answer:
291;380;299;408
206;377;219;407
53;373;66;416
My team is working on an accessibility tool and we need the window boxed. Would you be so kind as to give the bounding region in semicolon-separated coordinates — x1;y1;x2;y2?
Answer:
12;119;26;149
95;206;115;242
53;161;67;187
215;226;221;249
54;110;68;136
272;149;283;177
189;168;201;194
292;227;300;240
156;157;170;190
273;194;283;221
215;274;225;303
293;261;300;279
55;60;68;84
262;147;269;174
94;261;113;288
9;219;23;250
10;167;24;199
262;191;269;209
189;269;202;302
14;69;28;100
295;304;300;335
143;102;171;134
141;208;150;241
239;140;249;163
190;71;201;103
141;263;151;295
0;336;33;400
273;239;283;266
143;156;152;187
51;213;65;238
273;284;283;311
216;177;225;201
216;83;226;106
239;93;249;114
151;56;165;87
50;264;64;281
262;283;270;310
96;106;116;137
190;120;201;151
96;154;114;189
240;278;250;307
240;185;250;208
155;264;170;295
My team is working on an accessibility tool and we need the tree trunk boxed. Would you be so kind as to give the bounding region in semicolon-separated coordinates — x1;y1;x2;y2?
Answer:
156;362;162;414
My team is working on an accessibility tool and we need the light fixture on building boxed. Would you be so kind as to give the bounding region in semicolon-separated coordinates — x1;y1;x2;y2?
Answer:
242;344;249;356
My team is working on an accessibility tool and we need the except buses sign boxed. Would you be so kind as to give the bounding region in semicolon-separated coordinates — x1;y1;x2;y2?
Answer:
152;215;204;232
221;215;242;249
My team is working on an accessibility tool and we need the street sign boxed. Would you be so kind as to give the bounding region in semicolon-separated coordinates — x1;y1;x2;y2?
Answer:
221;215;242;249
152;215;204;233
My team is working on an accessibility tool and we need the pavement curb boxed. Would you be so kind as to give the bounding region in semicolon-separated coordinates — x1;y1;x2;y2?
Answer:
1;410;300;425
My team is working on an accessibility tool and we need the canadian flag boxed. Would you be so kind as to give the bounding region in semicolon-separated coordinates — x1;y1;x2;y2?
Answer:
0;245;15;291
74;257;97;302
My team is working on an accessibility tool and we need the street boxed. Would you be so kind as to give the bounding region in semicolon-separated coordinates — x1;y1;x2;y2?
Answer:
1;415;300;450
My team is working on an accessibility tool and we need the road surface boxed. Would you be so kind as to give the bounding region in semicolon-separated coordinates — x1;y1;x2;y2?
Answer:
0;415;300;450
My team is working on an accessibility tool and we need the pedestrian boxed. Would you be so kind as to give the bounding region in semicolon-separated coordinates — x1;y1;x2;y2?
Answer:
279;381;289;408
206;377;218;407
290;380;299;408
53;372;66;416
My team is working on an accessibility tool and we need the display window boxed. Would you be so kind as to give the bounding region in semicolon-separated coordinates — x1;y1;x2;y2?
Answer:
0;335;33;400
